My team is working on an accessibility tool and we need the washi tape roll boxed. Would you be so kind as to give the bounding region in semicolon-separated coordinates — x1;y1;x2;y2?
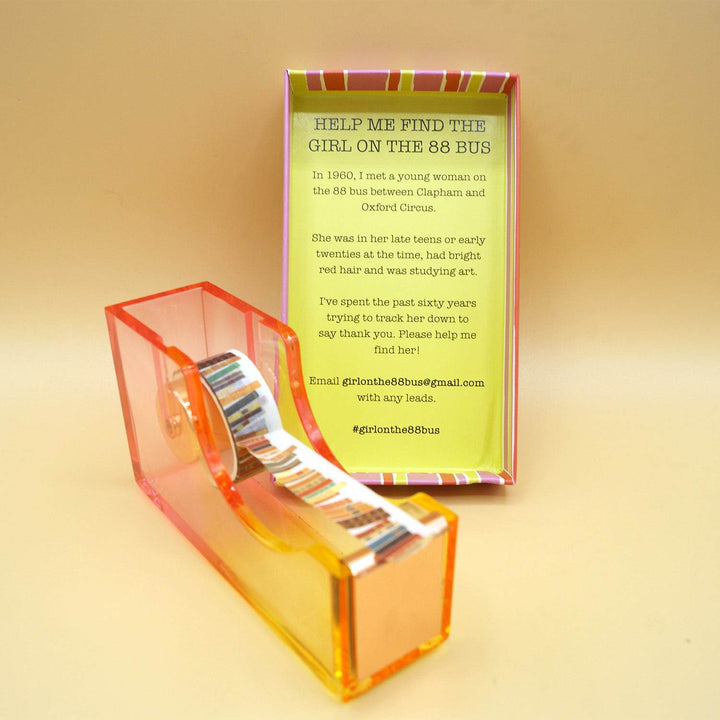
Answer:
197;350;432;565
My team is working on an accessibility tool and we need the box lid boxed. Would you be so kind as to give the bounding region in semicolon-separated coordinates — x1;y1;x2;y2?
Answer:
283;69;518;485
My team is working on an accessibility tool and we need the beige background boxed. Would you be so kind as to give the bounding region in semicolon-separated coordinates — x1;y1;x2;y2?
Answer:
2;2;719;718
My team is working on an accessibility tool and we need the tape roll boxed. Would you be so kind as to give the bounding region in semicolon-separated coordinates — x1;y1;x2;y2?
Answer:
197;350;432;564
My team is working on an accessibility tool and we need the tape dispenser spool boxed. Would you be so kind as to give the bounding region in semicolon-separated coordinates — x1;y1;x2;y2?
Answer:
160;349;437;567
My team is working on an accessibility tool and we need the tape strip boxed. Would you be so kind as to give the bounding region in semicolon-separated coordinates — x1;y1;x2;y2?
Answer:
197;350;432;565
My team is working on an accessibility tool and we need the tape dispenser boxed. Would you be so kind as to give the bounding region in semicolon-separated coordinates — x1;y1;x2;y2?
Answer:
106;282;457;700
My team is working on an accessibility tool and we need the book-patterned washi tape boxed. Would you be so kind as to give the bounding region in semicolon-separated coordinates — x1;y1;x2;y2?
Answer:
197;351;434;566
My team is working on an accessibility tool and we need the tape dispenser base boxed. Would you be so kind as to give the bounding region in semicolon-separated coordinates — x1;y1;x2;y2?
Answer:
106;282;457;700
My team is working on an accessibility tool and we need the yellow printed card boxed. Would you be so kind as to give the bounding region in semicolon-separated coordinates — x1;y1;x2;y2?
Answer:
283;70;518;486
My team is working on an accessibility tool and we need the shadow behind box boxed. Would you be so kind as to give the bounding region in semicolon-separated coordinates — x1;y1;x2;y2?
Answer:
106;281;457;700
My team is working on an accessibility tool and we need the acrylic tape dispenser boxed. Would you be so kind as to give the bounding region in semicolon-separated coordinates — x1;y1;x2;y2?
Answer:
106;282;457;700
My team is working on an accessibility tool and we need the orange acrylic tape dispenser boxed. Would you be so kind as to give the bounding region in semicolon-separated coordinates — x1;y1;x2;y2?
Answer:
106;281;457;700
